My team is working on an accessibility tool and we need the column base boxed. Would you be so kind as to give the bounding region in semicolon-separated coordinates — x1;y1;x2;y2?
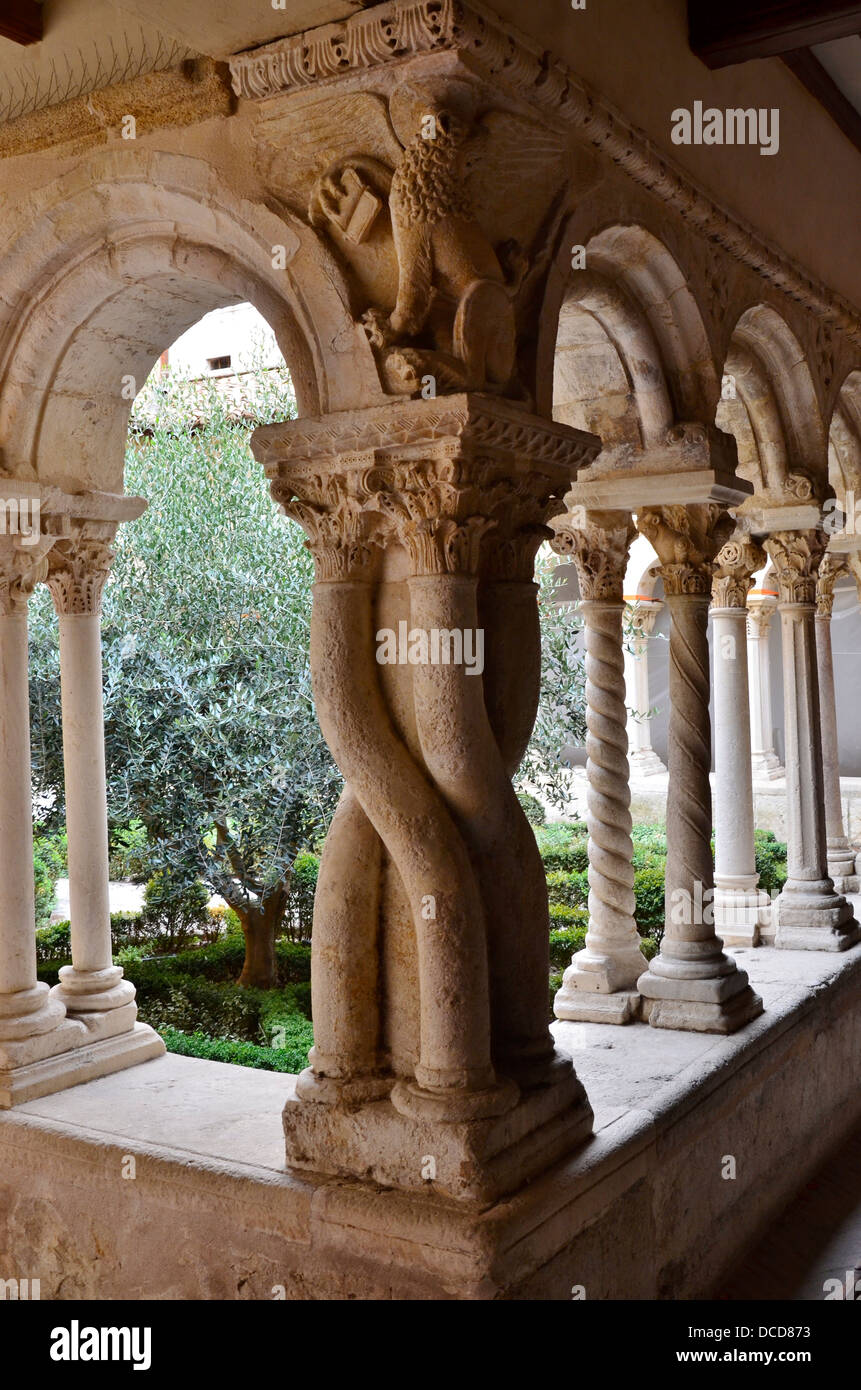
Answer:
0;1022;165;1108
774;883;860;951
628;749;667;778
553;945;648;1024
751;753;785;781
826;848;860;895
554;987;642;1024
714;886;773;947
637;964;763;1034
283;1054;593;1206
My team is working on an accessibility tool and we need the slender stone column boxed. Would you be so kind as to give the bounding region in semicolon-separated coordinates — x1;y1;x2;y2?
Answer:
624;598;667;777
814;553;859;893
255;396;599;1204
0;543;81;1100
635;506;762;1033
710;534;771;946
764;531;858;949
46;535;137;1028
746;582;785;779
549;510;647;1023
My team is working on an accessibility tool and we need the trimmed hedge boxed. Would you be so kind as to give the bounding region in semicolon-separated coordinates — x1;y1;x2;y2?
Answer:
160;1020;313;1074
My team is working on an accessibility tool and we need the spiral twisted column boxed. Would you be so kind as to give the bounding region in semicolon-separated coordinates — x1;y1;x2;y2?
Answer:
764;531;858;950
254;395;600;1204
814;554;859;893
710;533;771;946
550;510;646;1024
635;506;762;1033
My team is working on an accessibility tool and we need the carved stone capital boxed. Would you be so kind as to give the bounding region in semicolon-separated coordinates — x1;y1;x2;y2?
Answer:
46;538;115;615
636;504;732;598
711;533;766;610
816;551;848;619
763;530;828;607
0;542;51;617
255;395;601;581
549;509;635;602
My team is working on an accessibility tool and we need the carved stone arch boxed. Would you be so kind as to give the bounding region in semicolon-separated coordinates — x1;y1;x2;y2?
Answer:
829;369;861;503
0;149;383;491
539;216;721;430
719;305;827;502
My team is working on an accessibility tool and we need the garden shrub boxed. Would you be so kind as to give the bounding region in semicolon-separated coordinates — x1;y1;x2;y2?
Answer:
33;832;66;930
517;791;546;825
545;868;589;909
286;852;319;940
634;865;666;942
141;870;211;951
160;1024;313;1074
754;829;788;896
549;925;587;969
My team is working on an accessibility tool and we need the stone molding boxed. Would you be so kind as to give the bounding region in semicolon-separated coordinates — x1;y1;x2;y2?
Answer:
230;0;861;349
711;533;766;610
764;530;828;607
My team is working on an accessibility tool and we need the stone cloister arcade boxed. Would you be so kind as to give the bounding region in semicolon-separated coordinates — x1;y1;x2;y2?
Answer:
2;0;861;1300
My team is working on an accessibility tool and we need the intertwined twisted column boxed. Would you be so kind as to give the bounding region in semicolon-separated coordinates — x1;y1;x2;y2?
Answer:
254;396;598;1203
635;505;762;1033
550;510;646;1023
765;530;859;949
710;532;771;945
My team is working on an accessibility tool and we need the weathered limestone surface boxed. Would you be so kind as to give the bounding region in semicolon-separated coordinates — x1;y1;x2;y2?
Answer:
254;396;600;1202
1;940;859;1299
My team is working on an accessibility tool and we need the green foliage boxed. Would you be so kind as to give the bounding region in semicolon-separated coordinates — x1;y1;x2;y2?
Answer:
160;1024;313;1075
516;548;586;811
754;829;788;896
545;868;589;910
141;870;213;951
286;851;319;941
28;364;342;981
108;820;150;882
517;791;546;826
633;865;666;942
534;821;588;872
549;924;587;969
32;831;66;930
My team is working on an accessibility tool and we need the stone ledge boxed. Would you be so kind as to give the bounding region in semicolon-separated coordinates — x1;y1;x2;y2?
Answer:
1;938;860;1299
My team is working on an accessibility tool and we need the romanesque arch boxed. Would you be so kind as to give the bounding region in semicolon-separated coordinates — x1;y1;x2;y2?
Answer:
0;149;382;492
